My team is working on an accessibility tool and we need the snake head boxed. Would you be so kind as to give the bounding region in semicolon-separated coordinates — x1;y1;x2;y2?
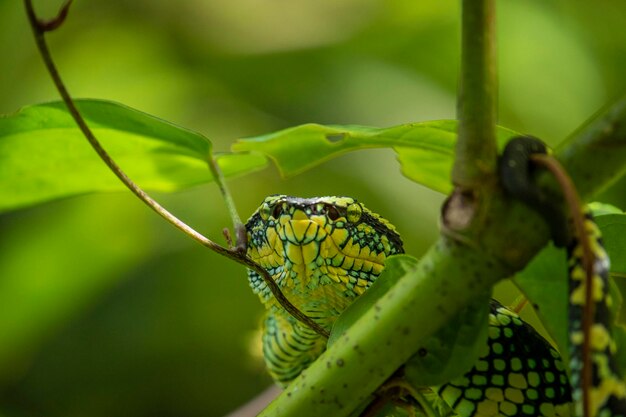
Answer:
245;195;404;298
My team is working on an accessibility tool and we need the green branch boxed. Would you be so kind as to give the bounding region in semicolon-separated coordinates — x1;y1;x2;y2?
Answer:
454;0;497;187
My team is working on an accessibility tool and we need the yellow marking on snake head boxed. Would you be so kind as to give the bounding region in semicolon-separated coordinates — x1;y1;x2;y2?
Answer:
352;258;364;271
301;242;319;265
286;242;303;264
329;228;349;245
341;256;355;271
290;219;311;242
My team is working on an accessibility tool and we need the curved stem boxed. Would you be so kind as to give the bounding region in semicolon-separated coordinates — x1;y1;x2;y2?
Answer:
23;0;327;338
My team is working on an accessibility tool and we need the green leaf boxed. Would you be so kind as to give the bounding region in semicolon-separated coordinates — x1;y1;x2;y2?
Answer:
513;244;569;355
613;324;626;377
233;122;519;194
588;202;624;216
595;213;626;277
0;100;267;212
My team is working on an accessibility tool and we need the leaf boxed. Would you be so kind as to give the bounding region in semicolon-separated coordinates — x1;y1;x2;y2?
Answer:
594;213;626;277
0;100;267;212
588;202;624;216
233;122;519;194
613;324;626;377
396;125;521;194
513;244;569;355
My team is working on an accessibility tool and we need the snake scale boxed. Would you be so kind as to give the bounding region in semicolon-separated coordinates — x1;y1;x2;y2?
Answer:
245;138;624;417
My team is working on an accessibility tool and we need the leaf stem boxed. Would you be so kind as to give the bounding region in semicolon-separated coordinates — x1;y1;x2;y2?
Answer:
454;0;497;187
207;156;246;251
23;0;328;338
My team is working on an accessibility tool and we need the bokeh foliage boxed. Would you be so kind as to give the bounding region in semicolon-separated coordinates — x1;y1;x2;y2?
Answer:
1;1;625;416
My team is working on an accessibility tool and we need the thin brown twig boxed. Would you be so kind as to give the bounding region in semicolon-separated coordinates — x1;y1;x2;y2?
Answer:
37;0;73;32
510;295;528;314
531;153;593;417
23;0;328;338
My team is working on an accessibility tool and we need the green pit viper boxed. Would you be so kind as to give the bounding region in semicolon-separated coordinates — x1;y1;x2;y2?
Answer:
244;137;626;417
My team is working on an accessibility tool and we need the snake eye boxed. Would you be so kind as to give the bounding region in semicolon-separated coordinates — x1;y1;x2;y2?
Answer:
346;203;362;223
259;202;271;221
325;204;340;221
272;204;284;219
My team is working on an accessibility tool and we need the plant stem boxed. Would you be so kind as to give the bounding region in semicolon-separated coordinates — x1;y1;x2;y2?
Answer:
453;0;497;187
23;0;328;338
207;156;246;251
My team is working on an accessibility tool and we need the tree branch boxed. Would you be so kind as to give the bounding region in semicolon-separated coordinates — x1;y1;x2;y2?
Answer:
453;0;497;187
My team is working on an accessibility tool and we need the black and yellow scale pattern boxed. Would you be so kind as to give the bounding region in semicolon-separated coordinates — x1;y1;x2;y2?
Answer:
436;300;571;416
566;211;626;417
246;195;404;384
245;194;625;417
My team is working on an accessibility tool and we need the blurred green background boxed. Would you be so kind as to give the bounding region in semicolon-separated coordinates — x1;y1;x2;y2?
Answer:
1;1;625;416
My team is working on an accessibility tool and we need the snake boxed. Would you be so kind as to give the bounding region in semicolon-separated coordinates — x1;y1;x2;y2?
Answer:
244;144;624;417
245;195;403;384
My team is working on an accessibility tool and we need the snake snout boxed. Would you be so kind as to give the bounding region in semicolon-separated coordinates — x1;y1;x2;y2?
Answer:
285;220;320;244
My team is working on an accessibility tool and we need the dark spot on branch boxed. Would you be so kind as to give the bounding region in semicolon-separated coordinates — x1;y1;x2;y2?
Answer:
326;133;346;143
